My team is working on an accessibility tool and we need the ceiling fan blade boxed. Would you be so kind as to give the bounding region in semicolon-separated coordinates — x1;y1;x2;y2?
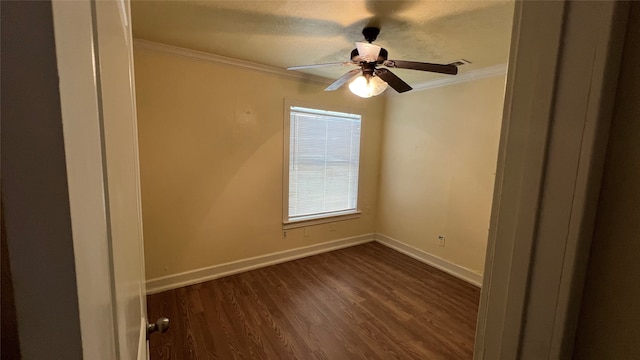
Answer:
287;62;356;70
356;42;381;62
325;69;361;91
374;68;412;93
383;60;458;75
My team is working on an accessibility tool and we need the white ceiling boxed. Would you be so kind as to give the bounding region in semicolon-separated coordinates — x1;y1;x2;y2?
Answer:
131;0;514;84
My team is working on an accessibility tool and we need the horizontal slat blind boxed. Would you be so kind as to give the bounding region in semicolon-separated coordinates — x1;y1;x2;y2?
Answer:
288;106;361;221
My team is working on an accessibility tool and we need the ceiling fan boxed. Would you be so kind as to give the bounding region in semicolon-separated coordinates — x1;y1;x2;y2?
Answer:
287;27;459;98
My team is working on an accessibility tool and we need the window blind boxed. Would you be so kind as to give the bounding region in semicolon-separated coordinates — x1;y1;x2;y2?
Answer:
288;106;361;221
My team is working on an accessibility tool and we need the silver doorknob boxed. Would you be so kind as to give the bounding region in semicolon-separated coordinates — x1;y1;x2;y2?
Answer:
146;317;169;340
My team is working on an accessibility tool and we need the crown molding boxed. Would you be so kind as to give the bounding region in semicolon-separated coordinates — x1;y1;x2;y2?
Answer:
133;39;331;85
404;63;508;93
133;39;506;95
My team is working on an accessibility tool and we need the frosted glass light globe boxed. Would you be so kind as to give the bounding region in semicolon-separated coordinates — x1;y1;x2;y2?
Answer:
348;75;388;98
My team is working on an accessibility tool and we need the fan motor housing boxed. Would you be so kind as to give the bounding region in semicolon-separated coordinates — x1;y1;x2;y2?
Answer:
361;62;376;78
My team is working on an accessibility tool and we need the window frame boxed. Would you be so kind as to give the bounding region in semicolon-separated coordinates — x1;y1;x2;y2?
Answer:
282;99;364;229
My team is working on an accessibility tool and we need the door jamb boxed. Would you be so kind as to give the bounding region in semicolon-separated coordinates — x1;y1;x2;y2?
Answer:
475;1;630;358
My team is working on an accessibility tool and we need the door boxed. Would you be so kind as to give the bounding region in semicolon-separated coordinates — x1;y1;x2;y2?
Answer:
94;0;149;359
52;0;148;358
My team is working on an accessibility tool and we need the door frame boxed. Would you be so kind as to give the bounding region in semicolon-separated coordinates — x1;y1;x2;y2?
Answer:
51;0;118;358
475;1;630;358
52;0;148;358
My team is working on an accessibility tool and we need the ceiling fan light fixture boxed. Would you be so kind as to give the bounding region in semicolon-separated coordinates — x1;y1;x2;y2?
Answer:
288;26;457;95
348;75;388;98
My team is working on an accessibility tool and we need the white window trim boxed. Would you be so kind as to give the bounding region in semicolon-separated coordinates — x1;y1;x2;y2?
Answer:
282;211;362;230
282;99;364;228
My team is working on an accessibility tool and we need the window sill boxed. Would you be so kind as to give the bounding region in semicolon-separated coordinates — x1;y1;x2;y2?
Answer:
282;211;362;230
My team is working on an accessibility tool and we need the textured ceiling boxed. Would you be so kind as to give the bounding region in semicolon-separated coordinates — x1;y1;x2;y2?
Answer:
131;0;514;84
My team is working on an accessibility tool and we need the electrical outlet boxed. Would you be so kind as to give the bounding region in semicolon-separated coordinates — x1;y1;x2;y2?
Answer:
282;230;287;239
438;235;446;247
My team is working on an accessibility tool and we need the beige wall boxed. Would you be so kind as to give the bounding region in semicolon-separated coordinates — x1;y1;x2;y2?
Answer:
376;76;505;274
134;47;384;280
574;3;640;358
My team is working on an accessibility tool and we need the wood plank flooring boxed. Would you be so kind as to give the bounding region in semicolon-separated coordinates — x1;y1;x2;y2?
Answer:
147;242;481;360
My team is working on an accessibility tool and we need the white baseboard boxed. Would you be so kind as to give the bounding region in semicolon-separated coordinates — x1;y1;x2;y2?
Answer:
146;234;374;294
374;233;483;287
146;232;483;294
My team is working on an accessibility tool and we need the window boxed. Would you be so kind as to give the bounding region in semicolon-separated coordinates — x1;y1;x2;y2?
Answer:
284;104;362;225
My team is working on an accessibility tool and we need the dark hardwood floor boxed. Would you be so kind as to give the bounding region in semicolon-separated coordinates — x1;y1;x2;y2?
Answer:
147;242;481;360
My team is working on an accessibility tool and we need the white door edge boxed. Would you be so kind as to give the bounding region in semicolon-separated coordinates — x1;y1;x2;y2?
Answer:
51;1;118;358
